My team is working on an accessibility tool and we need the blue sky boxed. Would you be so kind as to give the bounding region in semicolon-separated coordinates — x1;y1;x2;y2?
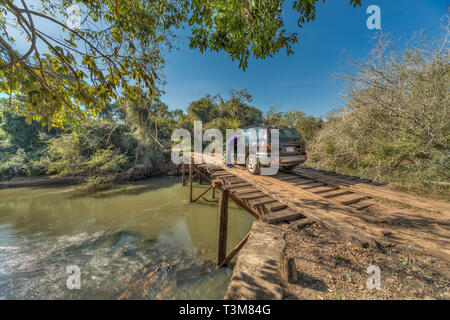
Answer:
161;0;448;117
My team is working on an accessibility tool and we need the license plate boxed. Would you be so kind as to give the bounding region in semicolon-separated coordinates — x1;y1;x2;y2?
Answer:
286;146;294;152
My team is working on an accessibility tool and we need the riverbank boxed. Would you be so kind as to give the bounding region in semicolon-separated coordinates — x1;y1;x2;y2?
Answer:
0;176;86;189
226;220;450;300
225;221;285;299
0;164;181;190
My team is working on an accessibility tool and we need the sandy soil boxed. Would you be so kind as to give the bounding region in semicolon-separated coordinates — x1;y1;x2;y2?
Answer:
281;221;450;300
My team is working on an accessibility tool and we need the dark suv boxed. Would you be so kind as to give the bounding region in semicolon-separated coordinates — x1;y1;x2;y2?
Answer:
224;125;307;174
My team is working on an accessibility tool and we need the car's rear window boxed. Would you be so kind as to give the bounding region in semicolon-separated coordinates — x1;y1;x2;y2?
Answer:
277;128;301;139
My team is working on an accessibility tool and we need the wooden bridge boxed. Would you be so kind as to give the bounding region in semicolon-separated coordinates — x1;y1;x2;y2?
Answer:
181;153;450;268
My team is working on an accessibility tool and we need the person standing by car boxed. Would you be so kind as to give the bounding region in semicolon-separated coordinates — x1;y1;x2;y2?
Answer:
224;132;241;167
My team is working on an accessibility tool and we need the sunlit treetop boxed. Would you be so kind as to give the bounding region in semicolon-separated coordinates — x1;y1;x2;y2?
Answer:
189;0;361;69
0;0;360;128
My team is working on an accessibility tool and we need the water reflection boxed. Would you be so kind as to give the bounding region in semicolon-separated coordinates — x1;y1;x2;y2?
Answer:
0;177;254;299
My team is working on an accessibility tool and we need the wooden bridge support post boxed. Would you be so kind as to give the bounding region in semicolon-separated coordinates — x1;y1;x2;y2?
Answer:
281;255;298;283
181;162;185;186
217;184;229;266
189;162;193;203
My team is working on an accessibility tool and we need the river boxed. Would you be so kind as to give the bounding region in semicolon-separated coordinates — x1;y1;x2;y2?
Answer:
0;177;255;299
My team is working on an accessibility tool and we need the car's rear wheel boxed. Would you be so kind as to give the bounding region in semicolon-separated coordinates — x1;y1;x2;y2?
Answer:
246;154;260;175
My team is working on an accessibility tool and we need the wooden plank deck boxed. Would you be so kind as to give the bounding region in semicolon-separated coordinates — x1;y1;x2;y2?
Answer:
181;153;450;265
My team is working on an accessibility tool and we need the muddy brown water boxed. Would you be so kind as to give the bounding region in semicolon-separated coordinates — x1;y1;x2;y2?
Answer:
0;176;254;299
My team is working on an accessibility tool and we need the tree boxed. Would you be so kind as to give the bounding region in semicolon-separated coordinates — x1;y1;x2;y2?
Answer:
296;116;323;142
309;21;450;182
0;0;188;128
219;89;262;128
118;93;182;167
187;94;220;123
263;106;322;142
0;96;60;151
97;102;126;122
264;106;305;126
0;0;361;127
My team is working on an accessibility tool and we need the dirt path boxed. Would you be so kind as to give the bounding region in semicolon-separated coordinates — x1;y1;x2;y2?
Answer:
282;222;450;300
225;164;450;262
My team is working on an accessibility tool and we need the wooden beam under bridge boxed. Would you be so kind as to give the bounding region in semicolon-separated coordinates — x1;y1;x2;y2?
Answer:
183;161;214;203
213;179;254;268
182;158;258;267
216;180;229;266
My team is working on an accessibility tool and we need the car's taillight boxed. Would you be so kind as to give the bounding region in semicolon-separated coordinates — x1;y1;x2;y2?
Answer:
260;141;271;150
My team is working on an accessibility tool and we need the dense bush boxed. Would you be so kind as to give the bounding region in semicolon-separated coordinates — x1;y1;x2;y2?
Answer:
308;32;449;186
46;121;136;176
0;108;51;177
0;106;139;178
